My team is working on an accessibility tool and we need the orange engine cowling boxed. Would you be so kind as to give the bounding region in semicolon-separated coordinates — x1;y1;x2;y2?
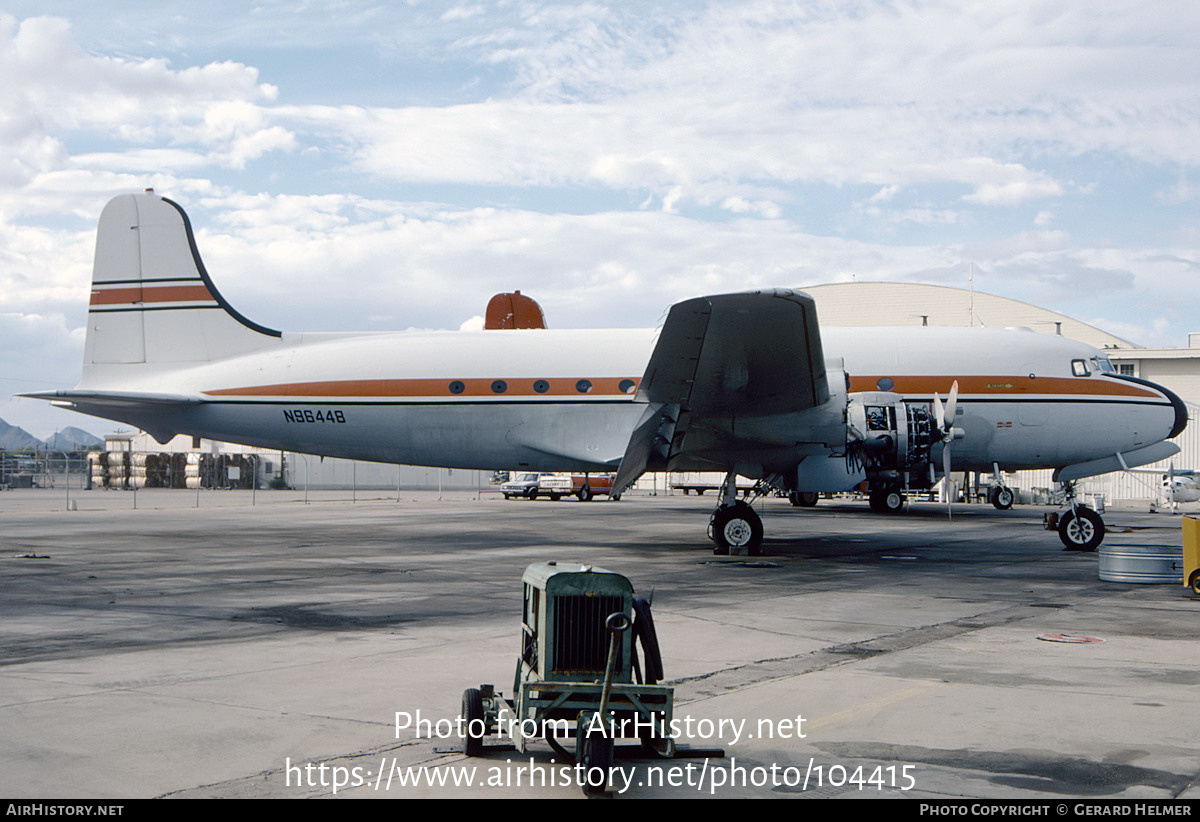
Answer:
484;290;547;330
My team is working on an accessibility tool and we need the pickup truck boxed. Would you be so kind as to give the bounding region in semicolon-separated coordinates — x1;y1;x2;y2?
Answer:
501;472;615;501
537;473;615;501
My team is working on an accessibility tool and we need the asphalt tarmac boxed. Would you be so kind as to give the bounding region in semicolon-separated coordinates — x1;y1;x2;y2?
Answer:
1;488;1197;799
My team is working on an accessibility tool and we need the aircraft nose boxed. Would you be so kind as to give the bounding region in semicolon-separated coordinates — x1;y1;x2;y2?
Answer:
1160;381;1189;439
1118;374;1189;439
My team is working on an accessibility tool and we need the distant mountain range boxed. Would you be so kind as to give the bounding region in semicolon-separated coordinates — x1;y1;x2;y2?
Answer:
0;419;102;451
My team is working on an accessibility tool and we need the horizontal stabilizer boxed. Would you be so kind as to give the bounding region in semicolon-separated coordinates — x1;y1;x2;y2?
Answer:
20;389;198;407
20;389;196;444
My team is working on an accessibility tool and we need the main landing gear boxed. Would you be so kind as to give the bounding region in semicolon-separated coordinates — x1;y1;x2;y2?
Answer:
709;473;763;556
789;491;819;507
868;487;906;513
988;463;1014;510
988;485;1014;510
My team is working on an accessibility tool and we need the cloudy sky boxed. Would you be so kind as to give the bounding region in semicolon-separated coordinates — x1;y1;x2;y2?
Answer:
3;0;1199;438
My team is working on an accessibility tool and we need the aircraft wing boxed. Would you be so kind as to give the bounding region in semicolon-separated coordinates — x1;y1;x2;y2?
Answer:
613;289;829;495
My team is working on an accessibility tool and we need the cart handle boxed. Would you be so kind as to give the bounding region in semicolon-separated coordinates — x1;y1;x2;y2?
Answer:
598;611;631;726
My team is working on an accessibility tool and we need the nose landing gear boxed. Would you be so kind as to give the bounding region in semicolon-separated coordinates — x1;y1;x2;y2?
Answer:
1056;481;1105;552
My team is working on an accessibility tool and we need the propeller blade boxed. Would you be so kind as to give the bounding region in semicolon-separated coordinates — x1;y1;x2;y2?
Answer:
943;440;953;520
934;381;961;521
944;380;959;426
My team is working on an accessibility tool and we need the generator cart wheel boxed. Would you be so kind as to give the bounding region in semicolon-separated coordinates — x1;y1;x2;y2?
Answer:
576;714;614;797
1189;570;1200;596
461;688;485;756
1058;508;1104;552
710;501;763;556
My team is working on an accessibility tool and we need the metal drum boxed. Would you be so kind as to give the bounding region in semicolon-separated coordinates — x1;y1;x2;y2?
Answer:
1099;544;1184;584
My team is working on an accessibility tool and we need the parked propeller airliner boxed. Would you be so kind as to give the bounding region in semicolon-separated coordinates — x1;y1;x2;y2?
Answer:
24;192;1189;554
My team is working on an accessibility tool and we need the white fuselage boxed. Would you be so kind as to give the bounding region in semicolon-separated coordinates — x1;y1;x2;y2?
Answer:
76;323;1182;477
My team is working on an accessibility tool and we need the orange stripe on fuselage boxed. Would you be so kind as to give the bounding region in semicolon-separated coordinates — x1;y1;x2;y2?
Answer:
90;284;215;306
205;374;1157;401
848;375;1160;399
204;377;641;398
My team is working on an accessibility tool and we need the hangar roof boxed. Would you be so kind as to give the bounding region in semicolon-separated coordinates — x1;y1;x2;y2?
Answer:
801;282;1137;350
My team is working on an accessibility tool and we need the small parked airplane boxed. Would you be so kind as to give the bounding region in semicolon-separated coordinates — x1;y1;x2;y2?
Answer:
1165;473;1200;504
24;192;1188;554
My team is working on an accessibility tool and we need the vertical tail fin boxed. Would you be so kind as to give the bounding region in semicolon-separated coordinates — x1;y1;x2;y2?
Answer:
84;191;281;366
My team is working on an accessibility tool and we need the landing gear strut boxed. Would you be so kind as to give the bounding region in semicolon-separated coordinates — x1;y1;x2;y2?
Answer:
989;463;1014;510
709;473;763;556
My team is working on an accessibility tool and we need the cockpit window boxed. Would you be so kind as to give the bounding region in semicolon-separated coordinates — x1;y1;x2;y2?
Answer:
1071;359;1090;377
1091;355;1115;374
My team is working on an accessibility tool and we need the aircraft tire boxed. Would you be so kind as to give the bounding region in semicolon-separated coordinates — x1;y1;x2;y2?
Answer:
711;502;763;556
869;488;905;513
578;486;592;502
790;491;819;507
1058;508;1104;552
461;688;485;756
990;486;1014;510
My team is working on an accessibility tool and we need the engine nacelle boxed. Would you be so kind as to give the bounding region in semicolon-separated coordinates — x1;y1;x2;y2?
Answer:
846;392;939;490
